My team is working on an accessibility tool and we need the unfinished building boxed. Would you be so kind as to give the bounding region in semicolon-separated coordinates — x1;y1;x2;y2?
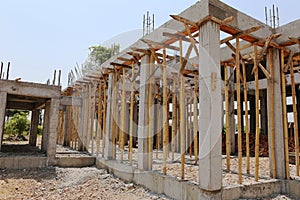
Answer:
1;0;300;199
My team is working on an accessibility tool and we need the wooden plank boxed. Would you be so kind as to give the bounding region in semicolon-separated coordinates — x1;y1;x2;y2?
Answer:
283;50;294;73
220;25;262;44
225;64;231;170
170;14;198;28
258;63;272;79
163;32;191;43
236;37;243;184
290;60;300;176
281;49;290;179
184;23;199;57
141;39;180;51
254;44;260;181
180;43;194;73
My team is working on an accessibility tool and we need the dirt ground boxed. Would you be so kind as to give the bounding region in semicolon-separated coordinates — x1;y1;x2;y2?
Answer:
0;167;170;200
0;166;297;200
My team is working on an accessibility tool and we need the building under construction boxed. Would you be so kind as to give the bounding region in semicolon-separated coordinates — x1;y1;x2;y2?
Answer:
0;0;300;199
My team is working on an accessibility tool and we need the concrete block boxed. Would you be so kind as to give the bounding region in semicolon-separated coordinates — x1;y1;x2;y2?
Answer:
55;157;95;168
240;180;281;199
222;186;241;200
285;180;300;198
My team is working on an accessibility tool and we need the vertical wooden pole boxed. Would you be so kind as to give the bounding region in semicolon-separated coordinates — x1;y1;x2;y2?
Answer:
172;75;177;161
193;74;198;164
129;63;135;165
254;44;260;181
96;83;102;156
269;49;277;178
91;86;97;155
120;68;126;162
189;98;193;158
236;37;243;184
179;38;185;180
148;54;154;169
156;95;161;159
280;49;290;179
112;72;118;160
163;48;168;175
102;82;107;157
290;59;300;176
225;64;231;170
242;61;250;174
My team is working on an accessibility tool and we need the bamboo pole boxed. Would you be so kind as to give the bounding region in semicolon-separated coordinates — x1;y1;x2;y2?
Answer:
102;82;107;157
83;86;88;151
254;44;260;181
269;49;277;178
193;75;198;164
156;97;161;159
86;84;92;152
236;37;243;184
242;61;250;174
179;38;185;180
280;49;290;179
290;59;300;176
120;68;126;162
96;83;102;156
225;64;231;170
129;63;135;164
148;54;154;169
162;48;168;175
172;76;177;161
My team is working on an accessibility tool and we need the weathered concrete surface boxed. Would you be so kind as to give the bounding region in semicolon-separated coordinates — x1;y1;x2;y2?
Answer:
198;20;222;191
96;157;299;200
0;80;61;99
137;54;151;170
266;49;286;179
54;156;95;168
0;156;48;169
0;91;7;151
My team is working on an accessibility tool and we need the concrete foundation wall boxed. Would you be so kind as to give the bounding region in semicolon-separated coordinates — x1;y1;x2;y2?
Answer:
0;157;48;169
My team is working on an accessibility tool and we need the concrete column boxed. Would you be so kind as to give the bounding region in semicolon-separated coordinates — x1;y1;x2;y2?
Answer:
138;54;151;170
29;109;39;146
267;49;286;179
63;106;70;146
133;102;138;147
0;91;7;151
104;72;117;160
42;101;50;152
47;98;60;163
228;68;236;154
198;20;222;191
260;90;268;134
249;95;256;133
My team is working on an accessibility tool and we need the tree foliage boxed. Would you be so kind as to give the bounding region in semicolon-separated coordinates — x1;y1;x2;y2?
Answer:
83;44;120;74
4;111;30;138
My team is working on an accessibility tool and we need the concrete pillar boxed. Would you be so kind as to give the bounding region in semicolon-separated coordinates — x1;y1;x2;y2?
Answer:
138;54;151;170
198;20;222;191
0;91;7;151
249;95;256;133
63;106;70;146
228;68;236;154
267;49;286;179
42;100;50;152
29;109;39;146
133;102;138;147
260;90;268;134
104;72;117;160
47;98;60;163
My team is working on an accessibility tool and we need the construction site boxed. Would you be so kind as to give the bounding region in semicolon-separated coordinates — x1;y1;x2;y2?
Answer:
0;0;300;199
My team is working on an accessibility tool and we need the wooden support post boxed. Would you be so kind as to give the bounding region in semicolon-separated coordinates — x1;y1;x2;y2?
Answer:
193;75;198;164
156;97;161;159
112;72;118;160
290;60;300;176
268;49;277;178
96;83;102;156
129;63;135;165
148;54;154;169
120;67;126;162
254;44;260;181
172;75;178;161
189;98;193;158
236;37;243;184
242;61;250;174
280;49;290;179
162;48;168;175
91;86;96;155
225;64;231;170
179;38;185;180
102;83;107;157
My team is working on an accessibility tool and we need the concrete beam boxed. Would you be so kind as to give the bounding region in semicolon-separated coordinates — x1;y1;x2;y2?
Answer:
60;96;82;107
0;80;61;99
0;92;7;151
198;20;222;191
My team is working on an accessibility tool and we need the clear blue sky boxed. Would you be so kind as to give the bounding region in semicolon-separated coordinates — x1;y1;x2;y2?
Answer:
0;0;298;88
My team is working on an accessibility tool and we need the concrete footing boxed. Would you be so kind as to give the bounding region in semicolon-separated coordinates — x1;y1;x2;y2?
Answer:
96;157;300;200
0;156;48;169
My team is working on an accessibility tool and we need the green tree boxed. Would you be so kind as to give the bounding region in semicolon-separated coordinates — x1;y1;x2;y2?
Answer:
4;111;30;139
83;44;120;74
